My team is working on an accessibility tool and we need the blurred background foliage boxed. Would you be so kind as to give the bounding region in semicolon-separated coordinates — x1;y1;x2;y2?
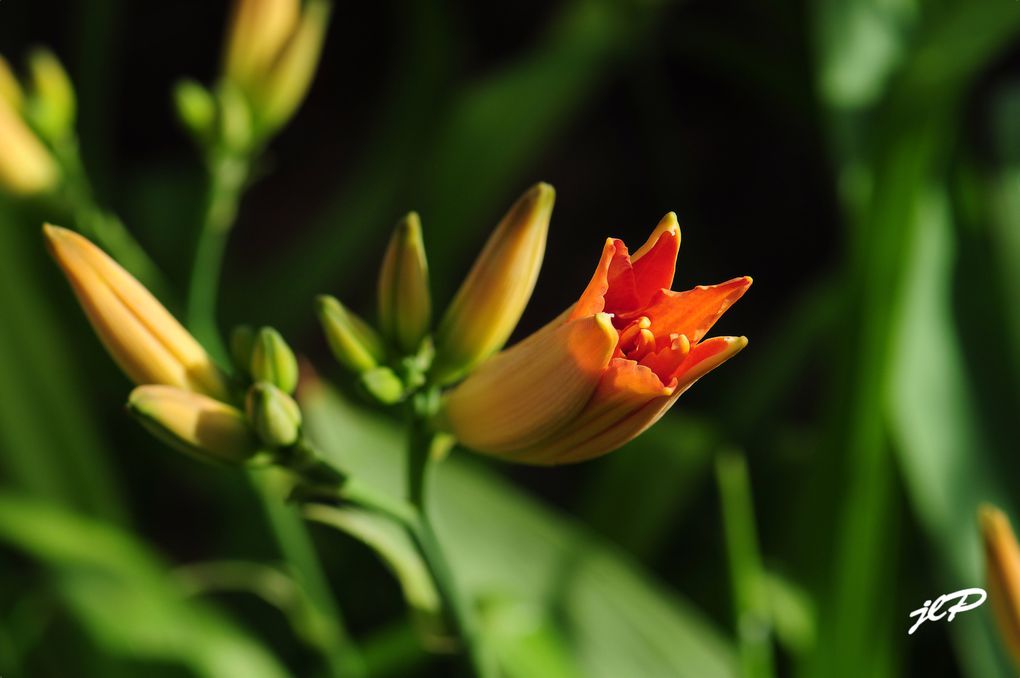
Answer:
2;0;1020;676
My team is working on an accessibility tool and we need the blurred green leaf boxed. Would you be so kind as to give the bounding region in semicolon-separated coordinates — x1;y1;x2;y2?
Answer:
301;383;737;678
0;492;292;678
887;188;1014;675
304;504;446;644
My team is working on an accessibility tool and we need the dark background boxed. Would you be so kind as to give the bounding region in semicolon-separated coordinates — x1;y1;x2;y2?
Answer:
2;1;1020;676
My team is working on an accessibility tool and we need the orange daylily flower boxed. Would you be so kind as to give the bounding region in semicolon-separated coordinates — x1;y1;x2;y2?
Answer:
439;213;750;465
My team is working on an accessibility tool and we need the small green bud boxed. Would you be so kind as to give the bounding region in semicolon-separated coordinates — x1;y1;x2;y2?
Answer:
174;79;216;144
316;295;386;373
216;81;253;152
246;381;302;448
128;385;257;464
250;327;299;394
230;324;256;374
360;366;405;405
378;212;431;355
25;48;75;143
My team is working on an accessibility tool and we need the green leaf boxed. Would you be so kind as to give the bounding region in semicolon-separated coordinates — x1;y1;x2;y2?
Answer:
0;492;293;678
301;383;737;678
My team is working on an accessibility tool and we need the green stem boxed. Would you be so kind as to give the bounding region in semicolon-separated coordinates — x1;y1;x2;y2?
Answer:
405;416;497;678
251;469;368;678
181;152;364;678
715;451;775;678
186;151;249;361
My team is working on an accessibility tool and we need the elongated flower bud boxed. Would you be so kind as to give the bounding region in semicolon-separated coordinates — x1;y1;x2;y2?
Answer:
44;225;230;399
378;212;431;354
982;505;1020;668
26;48;75;143
431;183;555;385
250;327;299;394
128;385;257;464
317;295;386;373
246;381;302;448
223;0;300;90
257;0;331;132
0;94;58;196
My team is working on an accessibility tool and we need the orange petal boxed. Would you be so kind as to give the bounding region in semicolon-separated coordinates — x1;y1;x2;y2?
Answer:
439;313;618;454
631;213;680;304
571;238;627;320
638;334;691;380
525;335;748;465
636;276;752;345
508;357;673;464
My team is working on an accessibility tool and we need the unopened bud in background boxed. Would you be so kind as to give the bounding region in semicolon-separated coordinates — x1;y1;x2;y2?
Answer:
250;327;299;394
317;295;386;373
246;381;302;448
0;54;58;196
25;48;76;143
378;212;431;355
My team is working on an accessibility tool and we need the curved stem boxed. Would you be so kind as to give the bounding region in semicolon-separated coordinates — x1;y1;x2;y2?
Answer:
406;418;498;678
186;151;249;362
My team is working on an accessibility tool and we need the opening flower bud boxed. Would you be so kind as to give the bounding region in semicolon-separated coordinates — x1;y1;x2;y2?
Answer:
246;381;302;448
438;215;750;464
44;225;230;398
317;295;386;373
250;327;299;394
128;385;257;464
378;212;431;355
431;182;555;385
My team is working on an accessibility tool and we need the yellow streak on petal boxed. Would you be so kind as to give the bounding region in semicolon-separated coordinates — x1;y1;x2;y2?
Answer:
44;225;228;398
440;313;617;454
631;211;680;262
982;505;1020;669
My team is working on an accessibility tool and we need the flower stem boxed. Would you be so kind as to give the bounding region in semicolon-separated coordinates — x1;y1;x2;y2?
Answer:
186;151;249;362
406;409;498;678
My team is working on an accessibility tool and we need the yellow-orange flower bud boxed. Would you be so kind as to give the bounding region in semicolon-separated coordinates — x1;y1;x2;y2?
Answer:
128;385;257;464
222;0;331;135
439;214;750;464
44;225;230;399
378;212;431;354
0;90;58;196
981;504;1020;668
431;183;555;385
